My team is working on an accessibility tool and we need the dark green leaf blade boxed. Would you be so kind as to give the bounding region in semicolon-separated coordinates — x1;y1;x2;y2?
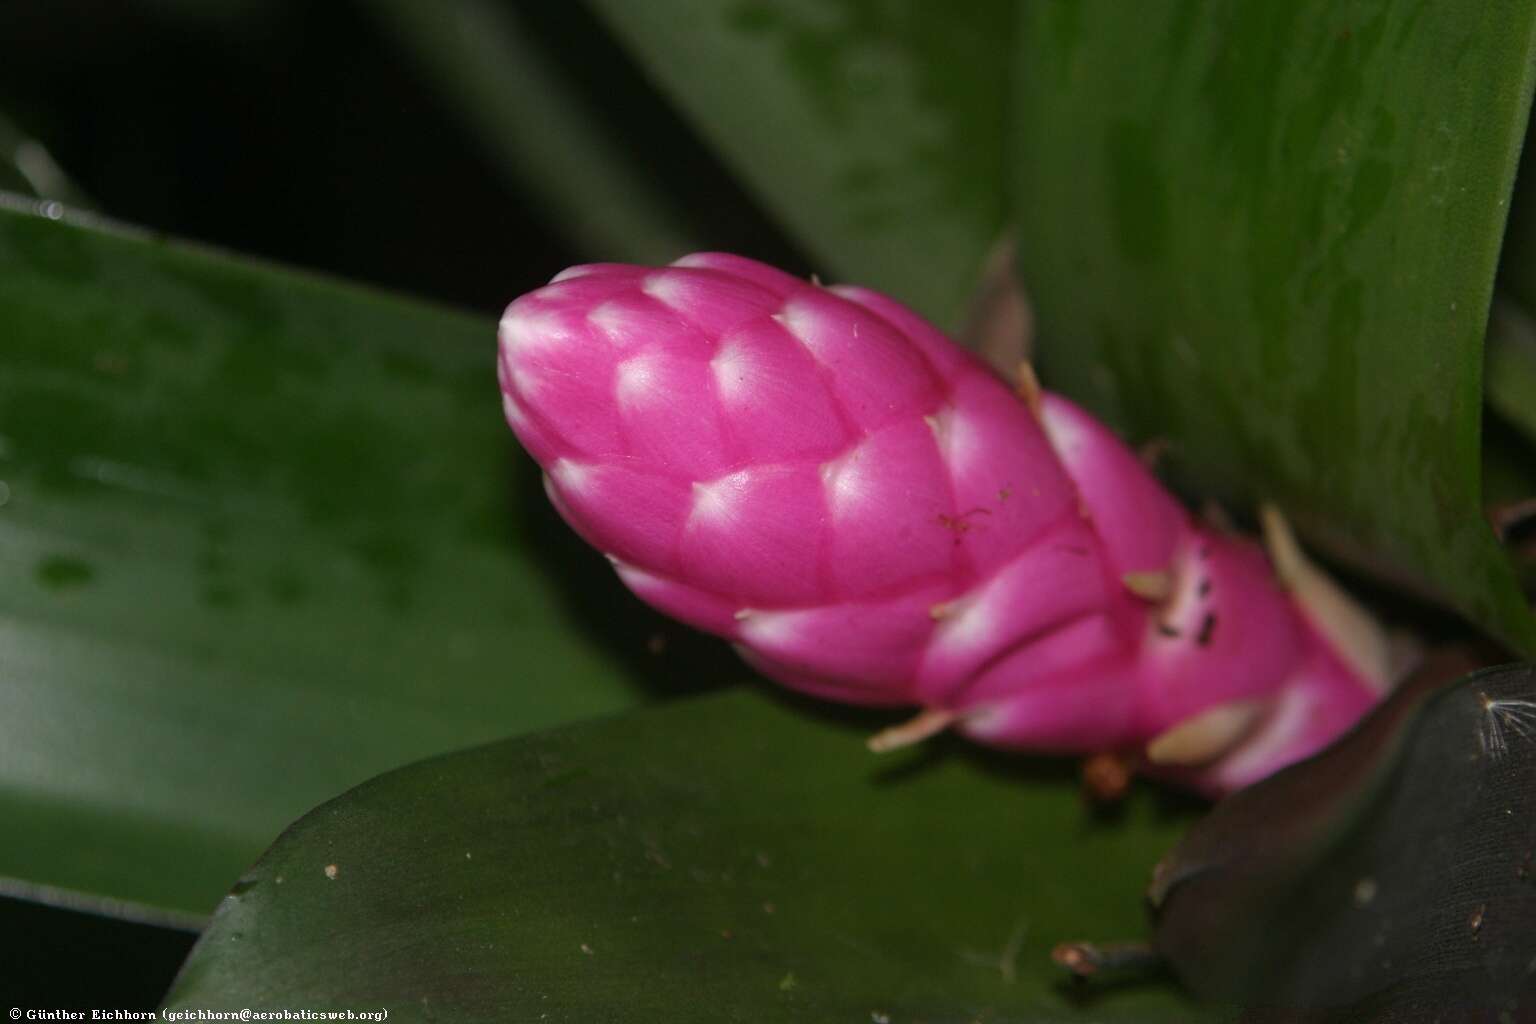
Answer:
586;0;1015;328
0;200;715;918
165;690;1218;1022
1012;2;1536;652
1152;656;1536;1016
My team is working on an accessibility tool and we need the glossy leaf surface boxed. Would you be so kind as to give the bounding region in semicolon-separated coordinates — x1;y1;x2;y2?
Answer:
0;201;720;919
1152;657;1536;1016
587;0;1014;328
166;688;1219;1022
1012;2;1536;652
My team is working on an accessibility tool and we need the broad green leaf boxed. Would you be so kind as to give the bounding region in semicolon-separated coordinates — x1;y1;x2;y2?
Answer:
586;0;1014;329
0;199;729;919
1012;2;1536;653
166;689;1219;1022
360;0;702;265
1152;655;1536;1015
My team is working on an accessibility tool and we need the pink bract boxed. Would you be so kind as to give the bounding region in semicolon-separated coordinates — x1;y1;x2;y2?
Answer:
498;253;1386;795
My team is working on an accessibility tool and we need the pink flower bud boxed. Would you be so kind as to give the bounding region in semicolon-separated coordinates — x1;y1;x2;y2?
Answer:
498;253;1388;795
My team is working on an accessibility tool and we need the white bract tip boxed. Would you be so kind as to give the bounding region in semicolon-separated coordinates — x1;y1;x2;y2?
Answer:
929;590;996;659
774;301;826;359
710;339;751;401
587;301;635;344
690;471;750;525
736;608;804;648
508;363;542;403
641;272;689;309
500;305;573;356
931;407;979;476
550;458;593;495
1203;684;1313;788
500;391;528;430
614;354;664;408
819;442;870;517
924;409;950;444
534;281;586;302
1038;403;1085;462
1260;503;1393;694
1145;699;1266;766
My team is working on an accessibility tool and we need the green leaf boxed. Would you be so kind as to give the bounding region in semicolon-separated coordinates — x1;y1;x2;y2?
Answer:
586;0;1015;329
1011;2;1536;653
358;0;703;265
1152;655;1536;1015
166;689;1218;1022
0;199;726;919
